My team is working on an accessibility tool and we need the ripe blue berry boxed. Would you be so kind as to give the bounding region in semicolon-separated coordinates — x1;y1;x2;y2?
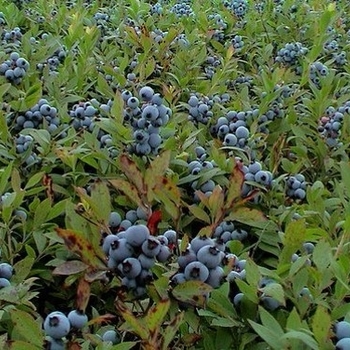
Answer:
336;337;350;349
109;238;134;262
109;212;121;227
190;236;214;254
0;263;13;280
184;261;210;282
139;86;154;101
125;224;150;247
141;237;161;257
336;321;350;340
43;311;71;339
102;329;121;344
197;245;224;269
119;257;142;278
206;266;224;288
67;310;88;329
0;278;10;287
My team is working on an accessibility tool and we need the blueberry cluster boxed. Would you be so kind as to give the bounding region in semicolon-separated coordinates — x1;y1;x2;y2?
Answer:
15;134;40;166
210;109;257;150
228;75;254;90
172;33;190;48
324;39;339;54
241;161;274;197
203;55;221;79
213;220;248;243
0;262;13;289
333;51;347;66
208;13;227;30
69;100;101;132
318;104;347;148
187;156;218;201
334;321;350;349
291;241;314;267
37;46;66;76
223;0;249;18
94;12;110;36
1;27;22;46
187;93;214;125
232;35;244;51
309;61;329;88
103;223;172;298
173;235;232;288
121;86;171;156
275;42;308;74
150;2;163;15
286;173;307;200
44;309;88;349
9;99;61;134
170;2;194;17
0;51;29;85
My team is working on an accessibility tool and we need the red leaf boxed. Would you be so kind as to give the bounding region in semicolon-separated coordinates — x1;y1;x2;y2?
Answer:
147;210;162;235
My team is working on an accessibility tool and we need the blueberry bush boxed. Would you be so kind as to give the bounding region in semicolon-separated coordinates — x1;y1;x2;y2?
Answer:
0;0;350;349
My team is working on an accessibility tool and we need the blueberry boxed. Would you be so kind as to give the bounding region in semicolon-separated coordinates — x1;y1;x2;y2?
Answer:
171;272;187;285
119;257;142;278
45;336;65;350
67;310;88;329
205;266;224;288
197;245;224;269
336;337;350;349
102;234;119;254
138;253;155;269
190;236;214;254
336;321;350;340
125;224;150;247
43;311;71;339
156;245;172;262
102;329;121;344
0;278;10;287
141;237;161;257
261;296;281;311
178;248;197;269
184;261;210;282
0;263;13;280
109;238;134;262
139;86;154;101
233;292;244;306
109;211;122;227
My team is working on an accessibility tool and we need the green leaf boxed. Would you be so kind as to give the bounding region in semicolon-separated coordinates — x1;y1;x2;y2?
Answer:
52;260;88;275
55;228;106;269
312;240;331;271
260;283;285;306
12;257;34;283
115;300;149;340
225;207;269;229
187;204;211;224
171;281;212;307
110;342;139;350
10;309;43;347
235;279;259;303
248;320;284;350
90;180;111;223
8;341;41;350
162;311;184;350
145;299;170;334
312;305;331;346
279;219;306;266
280;330;318;349
259;306;284;337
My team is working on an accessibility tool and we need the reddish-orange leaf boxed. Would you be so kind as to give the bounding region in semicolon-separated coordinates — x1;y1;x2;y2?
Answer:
76;277;90;312
88;313;117;326
147;210;162;235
